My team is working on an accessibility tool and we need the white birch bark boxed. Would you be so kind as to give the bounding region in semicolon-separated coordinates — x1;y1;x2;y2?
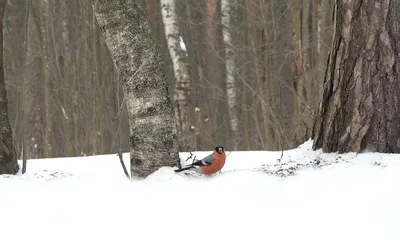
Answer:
93;0;180;177
221;0;239;148
160;0;191;150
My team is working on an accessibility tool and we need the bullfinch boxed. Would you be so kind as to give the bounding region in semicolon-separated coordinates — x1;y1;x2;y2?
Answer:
175;146;226;175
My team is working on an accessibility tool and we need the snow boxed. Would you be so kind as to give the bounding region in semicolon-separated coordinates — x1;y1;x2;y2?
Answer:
1;139;400;240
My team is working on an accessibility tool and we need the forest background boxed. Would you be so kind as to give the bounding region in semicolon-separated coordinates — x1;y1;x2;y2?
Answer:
5;0;333;159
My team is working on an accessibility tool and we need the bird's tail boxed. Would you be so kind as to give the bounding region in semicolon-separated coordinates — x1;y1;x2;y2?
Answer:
174;165;196;173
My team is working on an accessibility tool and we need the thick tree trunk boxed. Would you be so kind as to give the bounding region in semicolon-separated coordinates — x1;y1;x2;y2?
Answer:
0;0;18;174
160;0;192;151
313;0;400;153
93;0;180;177
24;0;43;159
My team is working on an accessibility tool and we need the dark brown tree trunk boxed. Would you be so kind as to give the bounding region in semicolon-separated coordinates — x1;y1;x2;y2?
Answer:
0;0;18;174
312;0;400;153
93;0;180;177
24;0;43;160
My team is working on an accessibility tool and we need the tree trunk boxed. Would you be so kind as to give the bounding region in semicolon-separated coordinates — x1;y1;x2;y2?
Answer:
39;1;53;157
0;0;18;174
221;0;239;150
93;0;180;177
318;0;334;99
312;0;400;153
160;0;192;151
23;0;43;159
290;0;315;144
91;9;103;155
59;0;75;156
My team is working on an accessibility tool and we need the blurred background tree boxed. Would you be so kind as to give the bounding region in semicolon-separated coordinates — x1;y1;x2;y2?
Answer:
4;0;333;160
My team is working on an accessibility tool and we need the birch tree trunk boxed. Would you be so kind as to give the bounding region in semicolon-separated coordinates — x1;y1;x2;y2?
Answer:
93;0;179;177
221;0;239;149
313;0;400;153
0;0;18;174
160;0;191;150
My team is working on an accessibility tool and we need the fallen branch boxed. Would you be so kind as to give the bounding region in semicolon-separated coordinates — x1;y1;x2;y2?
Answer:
22;146;27;174
117;149;130;179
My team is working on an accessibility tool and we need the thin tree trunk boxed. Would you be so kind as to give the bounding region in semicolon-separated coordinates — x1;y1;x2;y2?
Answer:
21;0;30;174
291;0;312;143
0;0;18;174
59;0;75;156
92;10;102;155
93;0;180;177
160;0;192;151
310;0;319;108
205;0;218;40
39;1;53;157
313;0;400;153
221;0;239;149
318;0;334;99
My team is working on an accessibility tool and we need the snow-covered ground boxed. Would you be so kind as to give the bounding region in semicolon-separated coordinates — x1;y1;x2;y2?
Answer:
1;140;400;240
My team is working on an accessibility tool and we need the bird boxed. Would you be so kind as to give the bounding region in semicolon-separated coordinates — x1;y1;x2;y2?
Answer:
175;146;226;175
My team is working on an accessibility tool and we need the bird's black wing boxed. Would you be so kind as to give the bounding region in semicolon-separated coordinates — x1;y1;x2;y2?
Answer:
191;160;212;166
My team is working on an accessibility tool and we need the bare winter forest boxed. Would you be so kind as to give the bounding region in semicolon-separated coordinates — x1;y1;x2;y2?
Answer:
4;0;334;160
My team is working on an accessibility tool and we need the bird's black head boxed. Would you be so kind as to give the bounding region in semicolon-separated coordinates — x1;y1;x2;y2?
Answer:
215;146;224;154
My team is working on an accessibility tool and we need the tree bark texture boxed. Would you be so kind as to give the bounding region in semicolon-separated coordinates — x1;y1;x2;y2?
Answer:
93;0;180;177
39;1;53;157
221;0;239;149
292;0;312;144
91;9;104;155
0;0;18;174
160;0;192;151
23;0;43;159
60;0;77;157
313;0;400;153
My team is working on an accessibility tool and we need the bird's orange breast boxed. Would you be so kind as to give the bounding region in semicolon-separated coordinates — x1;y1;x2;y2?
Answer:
199;152;226;175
